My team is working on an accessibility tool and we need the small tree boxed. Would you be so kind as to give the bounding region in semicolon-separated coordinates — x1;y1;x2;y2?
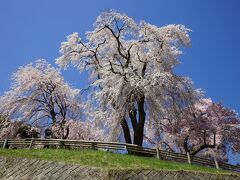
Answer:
0;60;81;139
56;10;201;146
0;118;40;139
146;98;240;161
17;124;40;139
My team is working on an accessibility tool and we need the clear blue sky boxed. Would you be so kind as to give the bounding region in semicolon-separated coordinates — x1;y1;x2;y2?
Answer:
0;0;240;162
1;0;240;111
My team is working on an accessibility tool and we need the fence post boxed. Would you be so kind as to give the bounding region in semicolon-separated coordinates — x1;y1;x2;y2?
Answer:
156;148;160;159
28;139;35;149
59;140;65;148
214;156;219;169
187;152;191;164
3;139;8;148
91;142;96;150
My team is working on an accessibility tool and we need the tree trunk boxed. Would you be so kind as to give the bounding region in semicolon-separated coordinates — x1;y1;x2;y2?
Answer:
183;133;216;156
121;94;146;155
121;117;132;144
133;96;146;147
183;136;189;153
50;109;57;124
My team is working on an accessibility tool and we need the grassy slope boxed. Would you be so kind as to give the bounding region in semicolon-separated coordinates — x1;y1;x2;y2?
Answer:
0;148;237;175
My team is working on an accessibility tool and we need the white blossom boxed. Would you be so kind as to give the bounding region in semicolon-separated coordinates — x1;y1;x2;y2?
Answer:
56;11;201;145
0;60;81;139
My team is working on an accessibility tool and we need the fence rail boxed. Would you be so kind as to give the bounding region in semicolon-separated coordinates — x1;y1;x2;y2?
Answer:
0;138;239;173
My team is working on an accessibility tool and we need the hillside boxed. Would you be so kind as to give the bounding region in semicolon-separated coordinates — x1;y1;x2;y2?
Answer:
0;148;236;175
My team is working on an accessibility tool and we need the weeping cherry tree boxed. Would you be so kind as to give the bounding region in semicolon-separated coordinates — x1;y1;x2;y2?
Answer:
56;10;202;146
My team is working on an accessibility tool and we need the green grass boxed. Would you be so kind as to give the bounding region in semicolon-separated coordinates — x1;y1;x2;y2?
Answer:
0;148;237;175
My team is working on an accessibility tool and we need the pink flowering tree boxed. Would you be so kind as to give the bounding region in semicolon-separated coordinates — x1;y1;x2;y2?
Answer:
0;60;81;139
56;10;202;146
145;98;240;161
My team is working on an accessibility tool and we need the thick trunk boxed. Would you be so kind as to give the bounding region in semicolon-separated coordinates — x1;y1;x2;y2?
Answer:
128;95;146;147
122;93;146;151
133;96;146;146
129;106;138;145
121;117;132;144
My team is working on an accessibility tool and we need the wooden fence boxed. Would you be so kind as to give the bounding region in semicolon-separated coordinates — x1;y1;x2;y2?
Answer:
0;138;239;173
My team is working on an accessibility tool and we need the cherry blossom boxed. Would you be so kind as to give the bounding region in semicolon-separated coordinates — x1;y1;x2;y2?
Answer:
56;10;202;146
0;60;81;139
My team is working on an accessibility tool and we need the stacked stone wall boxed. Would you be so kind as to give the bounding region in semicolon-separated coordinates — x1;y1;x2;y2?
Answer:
0;157;238;180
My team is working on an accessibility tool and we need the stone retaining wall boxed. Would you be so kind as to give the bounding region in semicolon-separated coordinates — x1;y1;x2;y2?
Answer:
0;156;238;180
109;170;239;180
